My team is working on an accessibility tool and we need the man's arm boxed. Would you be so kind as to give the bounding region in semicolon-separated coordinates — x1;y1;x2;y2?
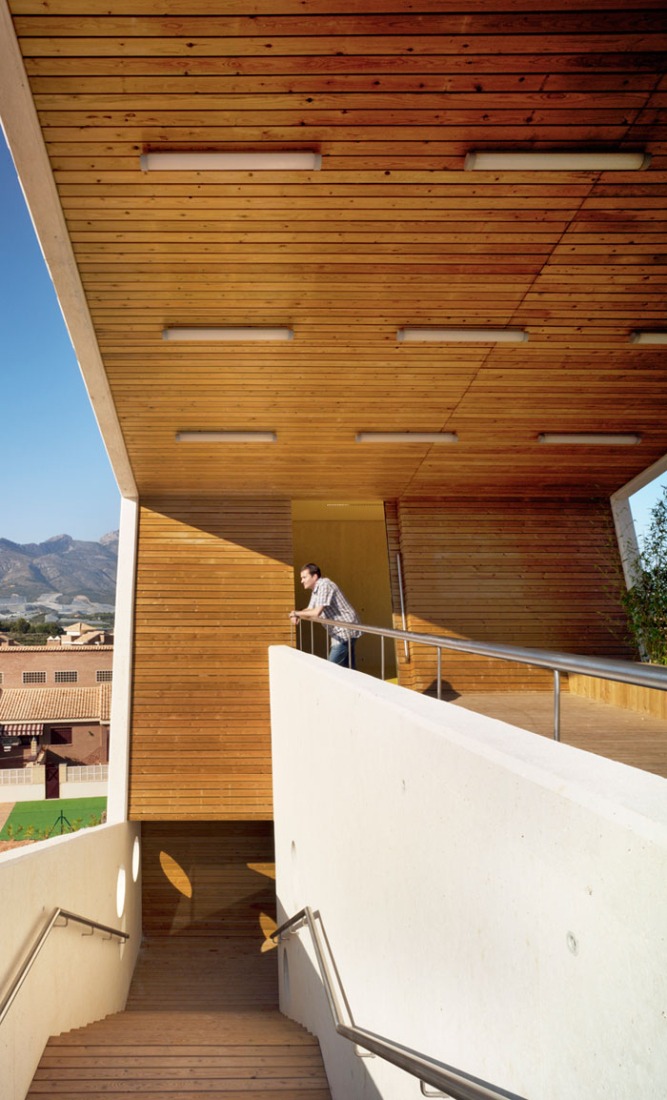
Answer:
290;605;325;623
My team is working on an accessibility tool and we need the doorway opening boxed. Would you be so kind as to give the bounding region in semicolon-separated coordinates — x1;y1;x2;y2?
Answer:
291;501;396;679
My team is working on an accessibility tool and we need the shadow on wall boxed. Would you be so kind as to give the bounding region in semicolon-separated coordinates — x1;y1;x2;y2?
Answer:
277;916;386;1100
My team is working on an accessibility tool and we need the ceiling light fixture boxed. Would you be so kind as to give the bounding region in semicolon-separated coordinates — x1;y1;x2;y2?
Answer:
163;327;294;342
629;331;667;345
355;432;459;444
538;433;642;445
397;328;527;343
141;151;321;171
465;151;651;171
176;431;277;443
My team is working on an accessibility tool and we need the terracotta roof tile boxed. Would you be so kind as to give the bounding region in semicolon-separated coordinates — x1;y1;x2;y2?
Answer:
0;685;110;723
0;645;113;653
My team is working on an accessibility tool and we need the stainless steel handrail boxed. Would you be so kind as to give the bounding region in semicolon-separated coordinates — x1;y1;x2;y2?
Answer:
0;907;129;1026
294;615;667;739
273;906;527;1100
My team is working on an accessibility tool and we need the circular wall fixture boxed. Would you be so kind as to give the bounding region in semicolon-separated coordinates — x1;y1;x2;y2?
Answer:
116;866;127;919
131;836;141;883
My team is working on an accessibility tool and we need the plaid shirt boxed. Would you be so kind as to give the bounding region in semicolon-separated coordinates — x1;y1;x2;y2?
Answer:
308;577;361;640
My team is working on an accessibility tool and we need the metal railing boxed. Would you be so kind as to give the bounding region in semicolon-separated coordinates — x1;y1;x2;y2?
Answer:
294;616;667;741
274;906;527;1100
0;908;129;1026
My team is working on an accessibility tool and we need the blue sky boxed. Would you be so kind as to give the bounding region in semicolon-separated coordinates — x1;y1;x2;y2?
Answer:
1;128;120;546
0;128;665;547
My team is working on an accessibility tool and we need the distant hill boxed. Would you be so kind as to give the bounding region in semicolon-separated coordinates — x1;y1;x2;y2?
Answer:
0;532;118;606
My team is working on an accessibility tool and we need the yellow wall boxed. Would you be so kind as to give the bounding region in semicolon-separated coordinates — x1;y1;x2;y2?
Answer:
291;501;396;678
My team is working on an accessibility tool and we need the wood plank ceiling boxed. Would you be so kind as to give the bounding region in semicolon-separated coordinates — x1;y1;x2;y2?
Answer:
7;0;667;500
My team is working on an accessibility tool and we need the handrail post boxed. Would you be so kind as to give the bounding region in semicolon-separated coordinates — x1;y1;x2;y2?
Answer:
436;646;442;701
396;552;410;662
553;669;561;741
381;634;385;681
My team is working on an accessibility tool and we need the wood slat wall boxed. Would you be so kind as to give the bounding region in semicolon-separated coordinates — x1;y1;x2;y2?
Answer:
140;820;275;936
395;497;633;694
129;498;293;820
569;673;667;720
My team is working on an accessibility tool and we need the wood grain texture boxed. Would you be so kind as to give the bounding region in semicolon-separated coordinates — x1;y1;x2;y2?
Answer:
26;822;332;1098
394;497;633;693
568;672;667;720
129;500;293;820
5;0;667;501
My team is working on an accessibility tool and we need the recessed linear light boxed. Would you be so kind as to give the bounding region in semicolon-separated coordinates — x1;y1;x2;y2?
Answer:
538;433;642;445
629;331;667;345
464;151;651;171
141;151;321;171
163;327;294;342
355;432;458;444
397;328;527;343
176;431;277;443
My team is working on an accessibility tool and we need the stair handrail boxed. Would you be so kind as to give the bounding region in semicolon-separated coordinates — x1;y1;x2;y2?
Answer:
0;907;129;1026
273;906;527;1100
294;616;667;740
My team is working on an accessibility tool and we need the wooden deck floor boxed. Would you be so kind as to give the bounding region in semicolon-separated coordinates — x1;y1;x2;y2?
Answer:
448;691;667;779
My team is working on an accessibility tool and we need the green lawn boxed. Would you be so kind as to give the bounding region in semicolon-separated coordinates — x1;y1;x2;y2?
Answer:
0;797;107;840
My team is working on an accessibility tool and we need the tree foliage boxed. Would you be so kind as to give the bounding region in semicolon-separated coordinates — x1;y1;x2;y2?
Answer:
623;486;667;665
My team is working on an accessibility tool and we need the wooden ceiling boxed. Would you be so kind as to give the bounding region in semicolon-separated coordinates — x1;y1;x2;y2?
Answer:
6;0;667;500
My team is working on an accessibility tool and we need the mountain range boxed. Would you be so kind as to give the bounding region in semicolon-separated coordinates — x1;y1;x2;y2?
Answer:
0;532;118;608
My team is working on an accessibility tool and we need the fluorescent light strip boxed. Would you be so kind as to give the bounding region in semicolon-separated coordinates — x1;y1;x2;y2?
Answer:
176;431;277;443
141;151;321;171
397;328;527;343
465;151;651;171
356;432;458;444
538;433;642;445
163;327;294;342
629;332;667;345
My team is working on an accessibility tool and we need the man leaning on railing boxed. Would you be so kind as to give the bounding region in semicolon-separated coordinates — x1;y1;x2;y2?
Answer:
289;563;362;668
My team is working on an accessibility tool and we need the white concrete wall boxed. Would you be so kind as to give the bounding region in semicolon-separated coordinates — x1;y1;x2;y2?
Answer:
0;776;45;802
0;822;142;1100
59;779;108;800
270;646;667;1100
107;495;138;824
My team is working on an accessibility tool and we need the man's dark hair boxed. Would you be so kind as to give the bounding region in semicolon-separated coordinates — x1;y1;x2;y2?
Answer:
302;563;321;578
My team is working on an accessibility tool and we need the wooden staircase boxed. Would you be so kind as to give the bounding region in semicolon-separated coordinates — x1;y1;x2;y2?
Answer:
26;823;332;1099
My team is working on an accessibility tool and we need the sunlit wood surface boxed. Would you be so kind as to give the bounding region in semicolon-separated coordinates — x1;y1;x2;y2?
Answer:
6;0;667;501
449;690;667;778
26;821;332;1099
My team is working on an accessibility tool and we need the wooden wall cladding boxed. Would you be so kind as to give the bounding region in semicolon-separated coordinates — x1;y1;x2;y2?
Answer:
140;820;275;937
394;497;633;694
129;498;293;821
569;673;667;720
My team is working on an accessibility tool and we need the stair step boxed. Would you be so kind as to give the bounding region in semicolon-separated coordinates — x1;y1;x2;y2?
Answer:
25;826;332;1098
26;943;330;1099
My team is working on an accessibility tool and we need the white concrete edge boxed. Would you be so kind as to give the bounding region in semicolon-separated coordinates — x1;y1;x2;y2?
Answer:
609;456;667;588
0;0;137;501
611;452;667;505
107;497;139;824
270;647;667;843
610;494;640;589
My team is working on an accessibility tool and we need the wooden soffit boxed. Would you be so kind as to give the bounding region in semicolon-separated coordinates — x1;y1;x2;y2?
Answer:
4;0;667;501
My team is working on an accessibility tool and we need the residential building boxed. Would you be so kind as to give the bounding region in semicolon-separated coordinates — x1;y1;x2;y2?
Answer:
0;5;666;1100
